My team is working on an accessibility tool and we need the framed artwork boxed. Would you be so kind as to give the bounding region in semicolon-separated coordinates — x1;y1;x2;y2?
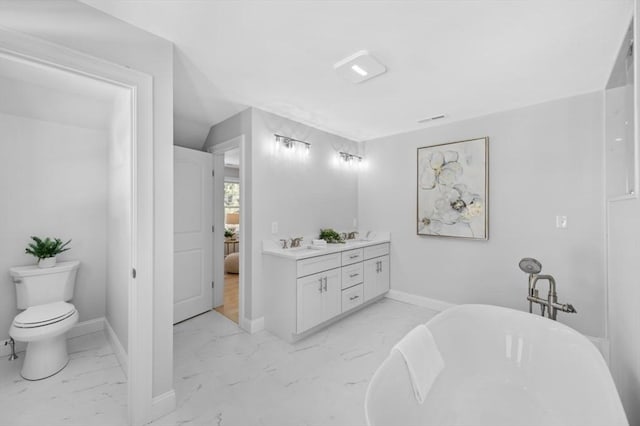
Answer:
417;137;489;239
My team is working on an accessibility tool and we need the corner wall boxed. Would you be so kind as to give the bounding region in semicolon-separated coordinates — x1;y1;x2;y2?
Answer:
0;113;108;339
359;92;606;337
205;107;360;321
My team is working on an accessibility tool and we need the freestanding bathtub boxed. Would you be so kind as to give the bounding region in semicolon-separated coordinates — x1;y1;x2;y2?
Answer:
365;304;627;426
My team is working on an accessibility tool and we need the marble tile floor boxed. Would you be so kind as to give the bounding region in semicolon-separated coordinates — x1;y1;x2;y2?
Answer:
154;298;438;426
0;330;127;426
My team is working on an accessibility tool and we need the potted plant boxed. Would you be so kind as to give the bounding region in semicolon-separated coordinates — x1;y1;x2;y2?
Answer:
25;236;72;268
224;228;236;241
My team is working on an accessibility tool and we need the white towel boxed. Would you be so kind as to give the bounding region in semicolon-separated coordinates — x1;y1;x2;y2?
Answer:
392;324;445;404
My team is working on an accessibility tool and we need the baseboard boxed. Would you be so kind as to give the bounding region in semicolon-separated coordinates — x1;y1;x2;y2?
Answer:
386;289;455;312
385;290;611;364
1;316;105;358
104;318;128;375
151;389;176;422
240;316;265;334
67;317;105;339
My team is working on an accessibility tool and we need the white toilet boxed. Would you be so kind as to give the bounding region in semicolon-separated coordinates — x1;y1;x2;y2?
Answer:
9;260;80;380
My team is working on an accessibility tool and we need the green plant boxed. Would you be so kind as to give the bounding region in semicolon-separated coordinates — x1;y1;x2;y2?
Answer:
224;228;236;238
25;236;71;260
319;228;344;243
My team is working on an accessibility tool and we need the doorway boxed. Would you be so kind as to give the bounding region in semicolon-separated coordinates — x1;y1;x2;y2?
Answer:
210;136;247;330
215;156;240;323
0;29;155;425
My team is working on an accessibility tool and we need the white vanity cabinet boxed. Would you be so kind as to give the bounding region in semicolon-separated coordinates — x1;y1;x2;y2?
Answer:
296;268;341;333
263;238;390;342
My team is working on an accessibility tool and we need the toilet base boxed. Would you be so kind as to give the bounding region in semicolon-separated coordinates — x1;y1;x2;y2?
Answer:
21;336;70;381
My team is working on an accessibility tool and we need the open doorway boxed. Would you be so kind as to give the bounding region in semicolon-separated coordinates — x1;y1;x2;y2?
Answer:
0;29;155;425
215;152;240;323
210;136;246;330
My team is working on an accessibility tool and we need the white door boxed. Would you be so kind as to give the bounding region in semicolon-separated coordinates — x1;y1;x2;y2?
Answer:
173;146;213;324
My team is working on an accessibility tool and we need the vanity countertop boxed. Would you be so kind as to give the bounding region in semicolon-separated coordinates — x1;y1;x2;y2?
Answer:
262;232;390;260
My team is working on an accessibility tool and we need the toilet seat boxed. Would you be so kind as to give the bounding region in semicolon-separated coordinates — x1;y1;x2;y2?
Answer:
13;301;76;328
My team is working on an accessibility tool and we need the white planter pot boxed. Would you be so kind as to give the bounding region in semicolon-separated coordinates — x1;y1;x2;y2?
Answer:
38;257;57;268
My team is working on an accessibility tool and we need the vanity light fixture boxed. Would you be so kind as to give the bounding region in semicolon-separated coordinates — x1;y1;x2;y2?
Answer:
274;134;311;153
339;151;363;164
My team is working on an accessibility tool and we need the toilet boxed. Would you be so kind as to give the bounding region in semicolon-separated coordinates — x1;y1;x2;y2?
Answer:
9;260;80;380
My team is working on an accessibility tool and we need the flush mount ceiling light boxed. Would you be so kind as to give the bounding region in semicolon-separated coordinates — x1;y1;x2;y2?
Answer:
333;50;387;84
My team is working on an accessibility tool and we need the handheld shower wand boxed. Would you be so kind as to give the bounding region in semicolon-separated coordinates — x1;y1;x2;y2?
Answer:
518;257;576;320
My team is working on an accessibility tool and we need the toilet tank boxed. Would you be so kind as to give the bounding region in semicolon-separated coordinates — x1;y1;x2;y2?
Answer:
9;260;80;309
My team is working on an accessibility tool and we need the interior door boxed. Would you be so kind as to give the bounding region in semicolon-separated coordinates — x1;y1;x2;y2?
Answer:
173;146;213;324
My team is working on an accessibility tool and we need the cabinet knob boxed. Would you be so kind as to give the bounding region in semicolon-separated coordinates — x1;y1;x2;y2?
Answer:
349;273;359;278
349;295;359;301
318;277;323;293
323;276;328;292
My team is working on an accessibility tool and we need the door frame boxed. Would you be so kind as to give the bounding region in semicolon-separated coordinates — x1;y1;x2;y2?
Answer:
209;135;247;330
0;28;155;425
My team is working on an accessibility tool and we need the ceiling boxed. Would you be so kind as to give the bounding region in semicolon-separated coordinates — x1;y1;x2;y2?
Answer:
82;0;632;149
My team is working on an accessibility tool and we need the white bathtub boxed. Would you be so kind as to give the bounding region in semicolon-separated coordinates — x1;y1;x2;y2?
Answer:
365;304;627;426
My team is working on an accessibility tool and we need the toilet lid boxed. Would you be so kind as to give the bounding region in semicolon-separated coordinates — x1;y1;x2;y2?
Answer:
13;301;76;328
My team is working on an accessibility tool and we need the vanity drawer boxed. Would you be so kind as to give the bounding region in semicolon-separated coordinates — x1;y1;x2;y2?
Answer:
297;253;341;278
364;243;389;260
342;284;364;312
341;263;364;289
342;248;364;266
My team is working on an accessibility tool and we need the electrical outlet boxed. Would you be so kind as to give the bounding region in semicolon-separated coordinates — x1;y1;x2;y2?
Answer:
271;222;278;234
556;215;568;229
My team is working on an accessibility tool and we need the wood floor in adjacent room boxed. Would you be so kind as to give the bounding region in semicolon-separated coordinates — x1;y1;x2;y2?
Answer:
214;273;239;324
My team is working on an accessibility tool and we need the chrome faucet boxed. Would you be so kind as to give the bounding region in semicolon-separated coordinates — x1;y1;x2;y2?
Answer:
290;237;303;248
519;258;576;320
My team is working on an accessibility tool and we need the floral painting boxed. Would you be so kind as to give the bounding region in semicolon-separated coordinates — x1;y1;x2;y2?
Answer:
417;137;488;239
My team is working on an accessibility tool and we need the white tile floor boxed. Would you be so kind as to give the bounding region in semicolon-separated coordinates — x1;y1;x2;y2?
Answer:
0;298;437;426
0;330;127;426
154;298;437;426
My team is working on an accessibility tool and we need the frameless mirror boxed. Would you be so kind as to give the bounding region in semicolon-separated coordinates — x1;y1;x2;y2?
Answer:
606;19;637;200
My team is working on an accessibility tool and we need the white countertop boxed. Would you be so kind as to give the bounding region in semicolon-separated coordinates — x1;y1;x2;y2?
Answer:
262;232;390;260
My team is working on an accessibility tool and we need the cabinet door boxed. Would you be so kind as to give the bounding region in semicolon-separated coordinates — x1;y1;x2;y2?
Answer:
363;258;379;302
297;272;325;333
378;255;390;294
323;268;342;321
364;255;391;302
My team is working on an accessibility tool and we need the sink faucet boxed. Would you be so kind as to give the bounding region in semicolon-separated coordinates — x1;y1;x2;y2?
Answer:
289;237;303;248
519;258;576;320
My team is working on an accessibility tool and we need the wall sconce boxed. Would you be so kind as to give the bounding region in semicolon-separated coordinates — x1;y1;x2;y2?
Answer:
274;134;311;154
339;151;363;165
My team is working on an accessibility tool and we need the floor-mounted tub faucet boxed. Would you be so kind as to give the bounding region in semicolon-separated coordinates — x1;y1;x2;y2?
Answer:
519;258;576;320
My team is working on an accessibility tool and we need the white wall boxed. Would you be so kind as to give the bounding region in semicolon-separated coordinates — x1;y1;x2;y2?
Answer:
606;4;640;424
359;92;605;337
204;108;360;320
0;1;175;399
106;90;131;352
0;112;108;339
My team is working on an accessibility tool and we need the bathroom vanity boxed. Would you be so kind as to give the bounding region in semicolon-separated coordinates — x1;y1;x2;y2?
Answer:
263;235;390;342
